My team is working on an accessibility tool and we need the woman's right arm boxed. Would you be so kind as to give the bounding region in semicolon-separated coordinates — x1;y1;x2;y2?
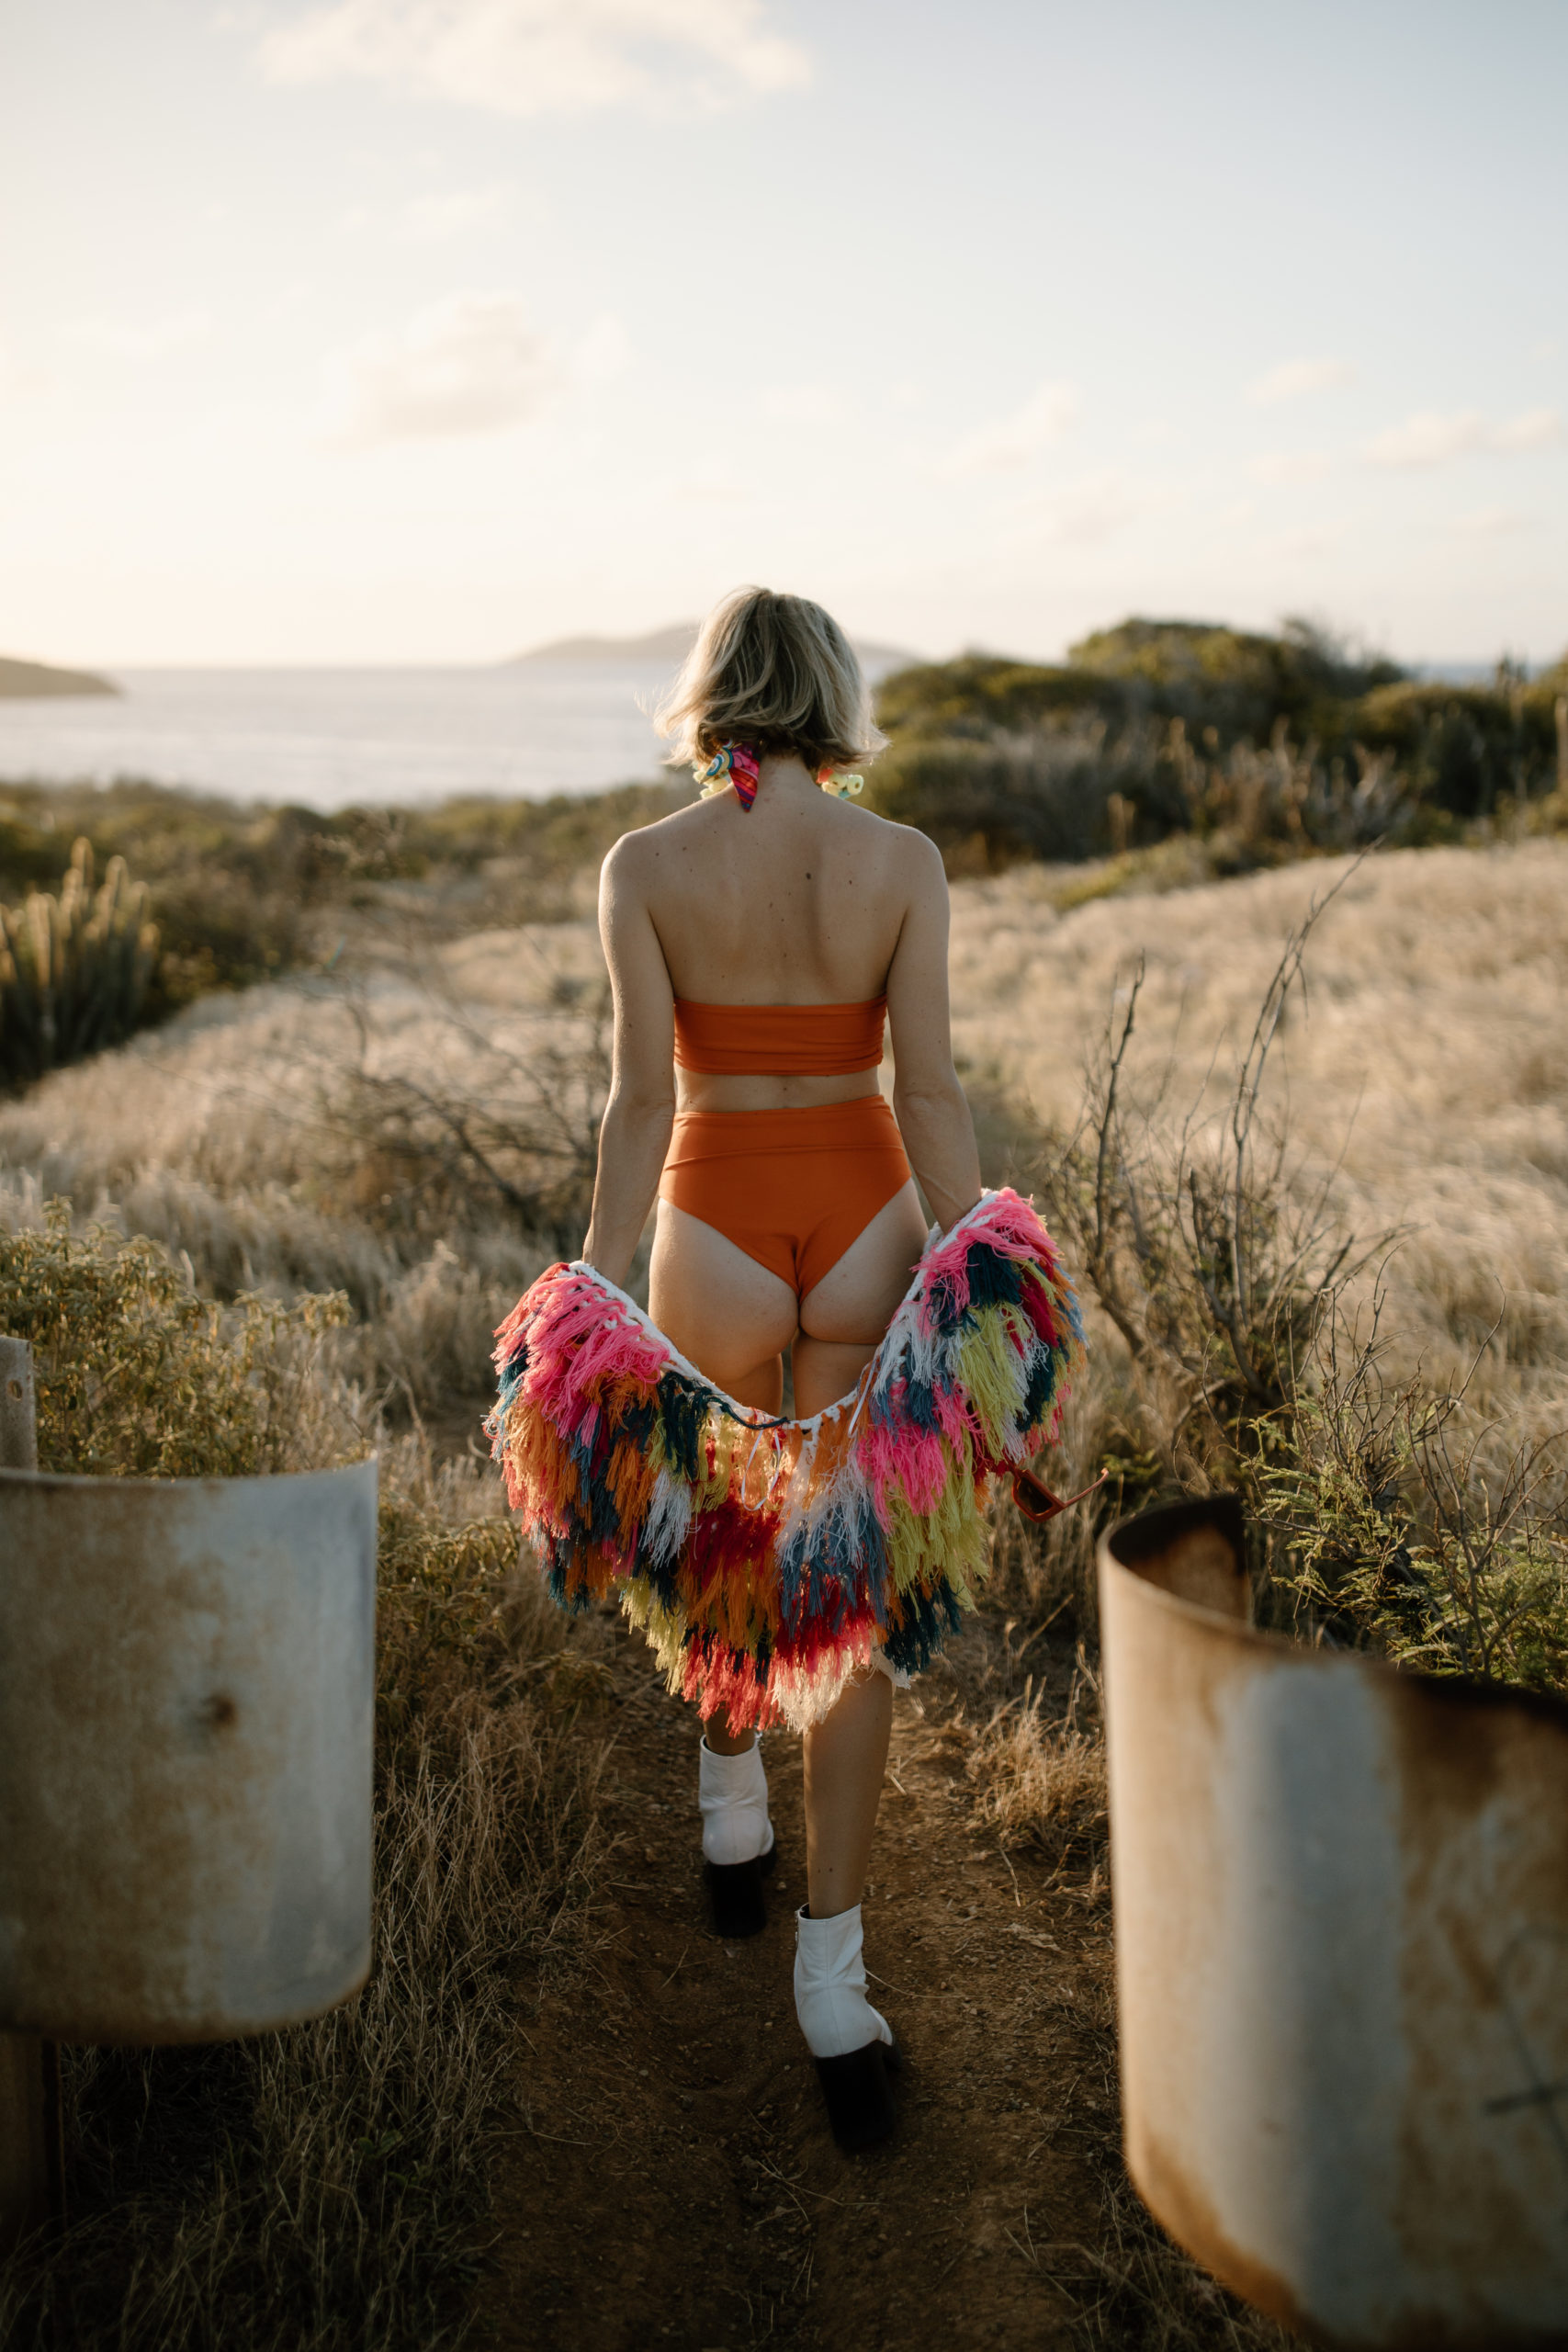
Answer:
885;832;983;1232
580;834;676;1288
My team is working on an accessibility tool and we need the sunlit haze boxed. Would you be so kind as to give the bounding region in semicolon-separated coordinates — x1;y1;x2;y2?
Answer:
4;0;1564;665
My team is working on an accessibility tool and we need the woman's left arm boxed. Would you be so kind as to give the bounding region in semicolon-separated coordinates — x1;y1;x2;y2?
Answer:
581;833;677;1288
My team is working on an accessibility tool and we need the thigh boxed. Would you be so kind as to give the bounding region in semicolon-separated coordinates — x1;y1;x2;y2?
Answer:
649;1200;798;1412
794;1180;928;1418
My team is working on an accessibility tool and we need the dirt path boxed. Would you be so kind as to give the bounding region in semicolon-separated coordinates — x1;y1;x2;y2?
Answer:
477;1616;1132;2352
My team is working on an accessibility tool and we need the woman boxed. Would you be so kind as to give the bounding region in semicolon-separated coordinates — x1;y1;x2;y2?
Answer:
491;586;1083;2150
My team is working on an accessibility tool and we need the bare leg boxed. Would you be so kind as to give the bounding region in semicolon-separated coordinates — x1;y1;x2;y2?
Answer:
803;1669;893;1917
705;1713;755;1757
793;1181;927;1916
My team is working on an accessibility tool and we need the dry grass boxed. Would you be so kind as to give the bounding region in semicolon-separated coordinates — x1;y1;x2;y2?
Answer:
947;841;1568;1429
1061;2172;1294;2352
0;1211;613;2351
6;1686;606;2352
967;1678;1108;1863
0;917;607;1428
26;837;1562;1440
2;834;1563;2346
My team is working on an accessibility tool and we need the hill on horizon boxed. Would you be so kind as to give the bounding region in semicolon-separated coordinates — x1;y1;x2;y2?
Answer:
512;621;919;677
0;654;118;699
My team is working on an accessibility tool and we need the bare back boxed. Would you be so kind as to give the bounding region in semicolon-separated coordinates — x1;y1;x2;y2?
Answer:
638;785;914;1006
586;753;981;1430
601;759;961;1119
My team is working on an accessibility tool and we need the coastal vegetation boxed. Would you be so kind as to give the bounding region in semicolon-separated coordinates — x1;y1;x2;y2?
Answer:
0;1212;604;2351
865;616;1568;871
0;839;158;1083
0;779;686;1080
5;615;1566;1090
0;832;1562;2346
1;627;1565;2346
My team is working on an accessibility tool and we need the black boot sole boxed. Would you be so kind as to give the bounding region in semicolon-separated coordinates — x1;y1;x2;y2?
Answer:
815;2036;901;2152
704;1841;778;1939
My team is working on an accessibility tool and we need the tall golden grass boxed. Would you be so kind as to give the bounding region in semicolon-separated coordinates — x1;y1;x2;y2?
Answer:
1;835;1562;2346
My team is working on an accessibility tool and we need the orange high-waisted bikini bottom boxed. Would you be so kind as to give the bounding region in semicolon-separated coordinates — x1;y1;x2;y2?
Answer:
658;1094;913;1299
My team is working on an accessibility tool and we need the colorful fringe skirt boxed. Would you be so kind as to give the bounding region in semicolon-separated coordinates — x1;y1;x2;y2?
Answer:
486;1186;1085;1734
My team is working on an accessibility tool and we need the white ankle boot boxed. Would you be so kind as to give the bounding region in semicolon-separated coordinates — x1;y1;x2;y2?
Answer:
697;1736;774;1867
698;1738;776;1938
793;1904;894;2060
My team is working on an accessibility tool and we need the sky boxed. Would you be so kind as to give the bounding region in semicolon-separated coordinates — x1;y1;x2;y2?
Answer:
2;0;1565;668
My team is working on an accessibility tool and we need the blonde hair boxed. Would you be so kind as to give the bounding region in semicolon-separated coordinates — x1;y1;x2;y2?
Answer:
656;587;886;778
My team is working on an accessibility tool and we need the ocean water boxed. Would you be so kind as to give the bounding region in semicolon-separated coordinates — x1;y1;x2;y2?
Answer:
0;663;682;810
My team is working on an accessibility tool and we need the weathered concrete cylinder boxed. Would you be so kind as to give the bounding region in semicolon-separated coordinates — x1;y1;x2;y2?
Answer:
0;1337;37;1472
1100;1497;1568;2351
0;1457;377;2043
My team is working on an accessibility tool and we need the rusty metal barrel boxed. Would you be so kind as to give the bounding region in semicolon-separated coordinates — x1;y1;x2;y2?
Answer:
0;1452;377;2045
1099;1497;1568;2351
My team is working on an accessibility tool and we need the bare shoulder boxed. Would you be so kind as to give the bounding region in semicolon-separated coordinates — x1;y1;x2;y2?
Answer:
832;797;933;856
601;800;707;888
856;807;945;895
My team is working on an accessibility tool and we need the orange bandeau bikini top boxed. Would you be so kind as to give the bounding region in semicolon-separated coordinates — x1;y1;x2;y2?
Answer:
672;997;886;1075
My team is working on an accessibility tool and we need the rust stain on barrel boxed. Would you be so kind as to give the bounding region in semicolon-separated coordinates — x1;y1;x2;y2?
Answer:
1100;1497;1568;2351
0;1459;377;2043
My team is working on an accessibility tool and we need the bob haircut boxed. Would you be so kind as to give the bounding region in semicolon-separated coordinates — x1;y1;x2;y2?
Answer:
656;587;886;778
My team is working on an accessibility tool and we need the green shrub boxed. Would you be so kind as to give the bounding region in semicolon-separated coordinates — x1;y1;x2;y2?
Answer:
875;651;1119;740
1252;1335;1568;1693
873;621;1568;871
863;727;1142;865
1348;678;1556;820
1066;614;1404;738
0;1210;604;2352
0;839;158;1085
0;777;698;1023
1035;901;1568;1698
0;1202;353;1477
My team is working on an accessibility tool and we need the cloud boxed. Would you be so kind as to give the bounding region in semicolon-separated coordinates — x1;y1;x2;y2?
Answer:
257;0;810;118
1366;406;1562;467
1027;469;1162;546
947;381;1079;475
669;461;747;503
1244;356;1355;407
402;184;510;240
576;311;631;381
1247;449;1333;485
1450;505;1529;537
68;311;209;361
760;384;842;426
320;290;556;444
333;183;514;240
1366;409;1485;469
1493;406;1562;452
1273;521;1348;557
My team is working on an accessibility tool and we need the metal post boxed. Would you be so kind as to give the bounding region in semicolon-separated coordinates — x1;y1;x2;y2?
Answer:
0;1334;62;2253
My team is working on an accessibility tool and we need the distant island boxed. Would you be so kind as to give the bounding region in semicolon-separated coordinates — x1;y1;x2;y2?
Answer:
512;622;918;677
513;623;702;665
0;654;119;699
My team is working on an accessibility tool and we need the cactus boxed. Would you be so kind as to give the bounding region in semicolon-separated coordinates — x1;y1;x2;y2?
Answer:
0;836;160;1084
